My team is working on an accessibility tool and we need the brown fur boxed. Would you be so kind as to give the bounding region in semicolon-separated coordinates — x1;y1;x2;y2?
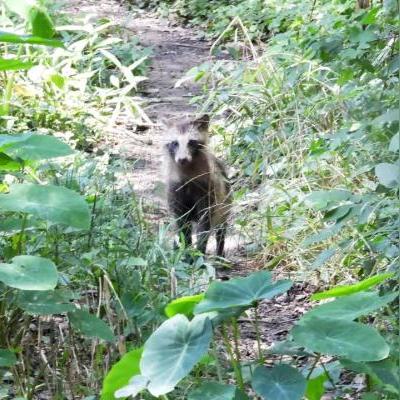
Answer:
163;115;231;256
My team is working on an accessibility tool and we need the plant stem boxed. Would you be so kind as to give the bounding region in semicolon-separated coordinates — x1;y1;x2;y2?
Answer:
253;305;264;364
220;324;244;390
211;341;223;383
306;354;321;379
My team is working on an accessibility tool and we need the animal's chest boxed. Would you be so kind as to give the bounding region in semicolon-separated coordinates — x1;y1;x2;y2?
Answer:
168;180;215;221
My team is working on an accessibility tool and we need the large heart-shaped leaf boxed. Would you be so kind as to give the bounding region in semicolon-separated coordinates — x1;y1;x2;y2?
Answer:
0;255;58;290
140;314;212;396
18;289;76;314
0;349;17;367
312;273;393;300
304;291;396;321
195;271;292;314
165;294;204;318
292;318;389;361
252;364;307;400
101;348;143;400
114;375;148;399
68;309;115;342
188;382;248;400
0;133;74;160
0;184;90;230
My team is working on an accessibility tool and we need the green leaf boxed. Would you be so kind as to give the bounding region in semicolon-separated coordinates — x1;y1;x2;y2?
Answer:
3;0;35;18
304;291;396;321
194;271;292;314
0;58;34;71
140;314;212;396
373;109;399;126
0;349;17;367
292;318;389;362
68;309;115;342
310;248;336;269
304;190;352;210
389;133;399;152
0;184;90;230
0;133;74;160
375;163;400;188
188;382;248;400
29;6;55;38
302;222;344;247
311;273;394;300
252;364;307;400
0;255;58;290
101;348;143;400
305;373;327;400
17;289;76;315
165;294;204;318
0;31;63;47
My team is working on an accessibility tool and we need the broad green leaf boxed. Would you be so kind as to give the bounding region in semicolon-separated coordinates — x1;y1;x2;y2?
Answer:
303;292;396;321
312;273;394;300
0;58;34;71
29;6;55;38
194;271;292;314
310;248;336;269
389;132;399;152
0;31;63;47
302;222;344;247
0;349;17;367
188;382;248;400
342;359;400;394
68;309;115;342
0;216;39;233
375;163;400;188
292;318;389;361
101;348;143;400
165;294;204;318
252;364;307;400
373;109;399;126
0;133;74;160
0;255;58;290
140;314;212;396
18;289;76;314
0;184;90;230
305;373;327;400
304;190;352;210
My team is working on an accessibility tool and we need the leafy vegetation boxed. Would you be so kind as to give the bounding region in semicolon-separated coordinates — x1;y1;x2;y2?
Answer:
1;0;399;399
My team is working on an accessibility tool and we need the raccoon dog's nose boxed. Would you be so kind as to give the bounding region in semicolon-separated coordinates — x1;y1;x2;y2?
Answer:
177;158;189;166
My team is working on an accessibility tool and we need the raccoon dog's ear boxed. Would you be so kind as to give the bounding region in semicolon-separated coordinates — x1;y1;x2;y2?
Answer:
159;117;173;128
193;114;210;131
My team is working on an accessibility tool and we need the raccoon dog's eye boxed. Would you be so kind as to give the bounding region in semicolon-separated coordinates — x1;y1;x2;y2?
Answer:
168;141;178;151
188;140;202;149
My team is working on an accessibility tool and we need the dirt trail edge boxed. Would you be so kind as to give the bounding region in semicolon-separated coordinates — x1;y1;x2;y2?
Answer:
66;0;311;360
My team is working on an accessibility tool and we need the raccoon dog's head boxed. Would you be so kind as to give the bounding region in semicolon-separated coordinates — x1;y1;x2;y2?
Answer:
164;115;209;166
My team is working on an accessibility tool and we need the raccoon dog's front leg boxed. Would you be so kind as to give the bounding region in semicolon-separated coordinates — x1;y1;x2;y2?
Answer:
216;223;227;257
196;213;211;254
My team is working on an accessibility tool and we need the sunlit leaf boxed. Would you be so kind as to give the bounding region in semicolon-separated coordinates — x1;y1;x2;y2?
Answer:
312;273;394;300
0;31;63;47
165;294;204;318
101;348;143;400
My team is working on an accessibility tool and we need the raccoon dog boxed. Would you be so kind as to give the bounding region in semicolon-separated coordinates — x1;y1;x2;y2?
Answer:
163;115;231;256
